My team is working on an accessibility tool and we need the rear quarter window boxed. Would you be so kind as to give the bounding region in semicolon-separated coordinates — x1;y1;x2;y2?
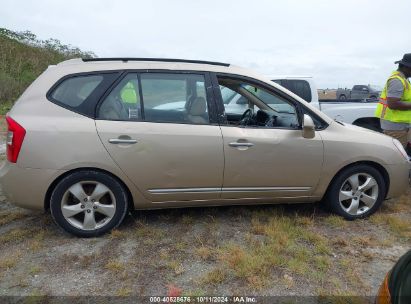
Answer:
48;73;120;117
50;75;103;107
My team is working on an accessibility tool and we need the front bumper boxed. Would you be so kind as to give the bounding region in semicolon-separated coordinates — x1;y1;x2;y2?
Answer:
0;161;64;210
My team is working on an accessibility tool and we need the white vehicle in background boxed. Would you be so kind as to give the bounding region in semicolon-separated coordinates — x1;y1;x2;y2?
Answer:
272;77;381;131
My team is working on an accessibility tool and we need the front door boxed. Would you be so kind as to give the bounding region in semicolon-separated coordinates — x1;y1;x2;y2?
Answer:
214;74;324;199
95;72;224;202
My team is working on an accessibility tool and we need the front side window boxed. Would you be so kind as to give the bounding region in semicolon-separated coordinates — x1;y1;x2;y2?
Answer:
50;75;103;107
218;76;299;129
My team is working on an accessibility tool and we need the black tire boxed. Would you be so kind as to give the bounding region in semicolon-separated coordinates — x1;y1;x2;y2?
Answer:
339;94;347;100
50;170;128;237
325;164;386;220
354;122;381;132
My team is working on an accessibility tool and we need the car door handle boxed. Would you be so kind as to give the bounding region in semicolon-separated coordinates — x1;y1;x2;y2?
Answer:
108;138;138;144
228;142;254;147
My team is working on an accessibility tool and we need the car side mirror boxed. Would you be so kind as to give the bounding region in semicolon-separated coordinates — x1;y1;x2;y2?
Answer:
302;114;315;139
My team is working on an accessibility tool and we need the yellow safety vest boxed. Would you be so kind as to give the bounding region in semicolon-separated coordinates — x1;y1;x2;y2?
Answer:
375;71;411;123
120;82;139;104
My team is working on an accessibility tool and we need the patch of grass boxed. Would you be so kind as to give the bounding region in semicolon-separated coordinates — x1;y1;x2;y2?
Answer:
382;193;411;213
29;265;42;275
246;275;267;290
195;246;213;260
174;241;188;252
167;260;184;275
181;215;194;225
110;229;127;239
214;212;337;288
0;227;34;244
218;244;272;279
339;258;364;289
79;253;99;267
0;254;20;271
28;229;48;251
200;268;227;285
352;236;377;248
0;210;29;226
105;260;125;272
135;223;165;240
0;101;13;116
295;215;314;227
300;230;332;255
183;289;207;297
370;214;411;239
331;237;348;248
116;287;132;296
323;215;348;228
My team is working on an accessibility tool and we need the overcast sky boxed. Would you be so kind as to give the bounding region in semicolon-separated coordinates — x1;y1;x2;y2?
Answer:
1;0;410;88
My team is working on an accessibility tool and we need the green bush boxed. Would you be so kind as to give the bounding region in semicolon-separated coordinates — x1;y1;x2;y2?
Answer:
0;28;96;114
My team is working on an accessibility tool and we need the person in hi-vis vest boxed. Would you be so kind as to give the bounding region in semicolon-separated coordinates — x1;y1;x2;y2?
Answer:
375;53;411;152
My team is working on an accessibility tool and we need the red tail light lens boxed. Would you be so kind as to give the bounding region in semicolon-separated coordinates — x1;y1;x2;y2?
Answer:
6;115;26;163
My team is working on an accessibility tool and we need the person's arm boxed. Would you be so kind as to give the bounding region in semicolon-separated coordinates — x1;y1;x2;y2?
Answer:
387;97;411;110
386;78;411;109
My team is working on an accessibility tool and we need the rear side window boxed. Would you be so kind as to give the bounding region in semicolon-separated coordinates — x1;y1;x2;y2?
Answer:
98;72;211;125
50;75;103;107
140;73;209;124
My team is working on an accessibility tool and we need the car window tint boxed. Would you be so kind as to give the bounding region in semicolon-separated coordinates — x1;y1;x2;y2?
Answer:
98;73;141;121
51;75;103;107
140;73;209;124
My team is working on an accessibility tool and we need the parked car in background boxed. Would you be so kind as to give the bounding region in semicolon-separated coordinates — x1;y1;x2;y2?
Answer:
336;84;382;100
273;77;382;131
1;58;409;237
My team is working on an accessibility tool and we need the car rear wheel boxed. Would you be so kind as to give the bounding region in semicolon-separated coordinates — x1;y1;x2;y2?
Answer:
50;170;128;237
325;165;386;219
339;94;347;100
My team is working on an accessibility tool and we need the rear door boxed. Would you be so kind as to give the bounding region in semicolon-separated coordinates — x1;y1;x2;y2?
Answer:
95;71;224;202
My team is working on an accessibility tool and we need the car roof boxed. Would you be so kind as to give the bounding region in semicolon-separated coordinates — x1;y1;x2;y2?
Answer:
52;58;256;77
269;75;313;79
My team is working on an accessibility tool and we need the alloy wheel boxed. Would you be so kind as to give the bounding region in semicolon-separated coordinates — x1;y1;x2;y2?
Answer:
61;181;116;231
338;173;379;216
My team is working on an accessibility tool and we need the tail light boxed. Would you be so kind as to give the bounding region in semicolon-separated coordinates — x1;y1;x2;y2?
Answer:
6;115;26;163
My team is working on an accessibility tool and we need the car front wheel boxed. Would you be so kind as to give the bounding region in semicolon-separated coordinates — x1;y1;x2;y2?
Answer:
325;165;386;219
50;170;128;237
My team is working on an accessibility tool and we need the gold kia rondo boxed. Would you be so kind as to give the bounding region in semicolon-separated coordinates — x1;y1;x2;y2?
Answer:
0;58;409;237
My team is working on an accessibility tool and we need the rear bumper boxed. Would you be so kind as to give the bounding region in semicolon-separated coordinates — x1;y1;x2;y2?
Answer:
0;161;64;210
385;162;411;199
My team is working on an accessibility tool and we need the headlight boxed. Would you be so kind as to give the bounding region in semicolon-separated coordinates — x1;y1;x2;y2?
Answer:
393;139;409;161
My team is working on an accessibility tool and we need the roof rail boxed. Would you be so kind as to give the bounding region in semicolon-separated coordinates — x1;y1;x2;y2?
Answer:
81;57;230;67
